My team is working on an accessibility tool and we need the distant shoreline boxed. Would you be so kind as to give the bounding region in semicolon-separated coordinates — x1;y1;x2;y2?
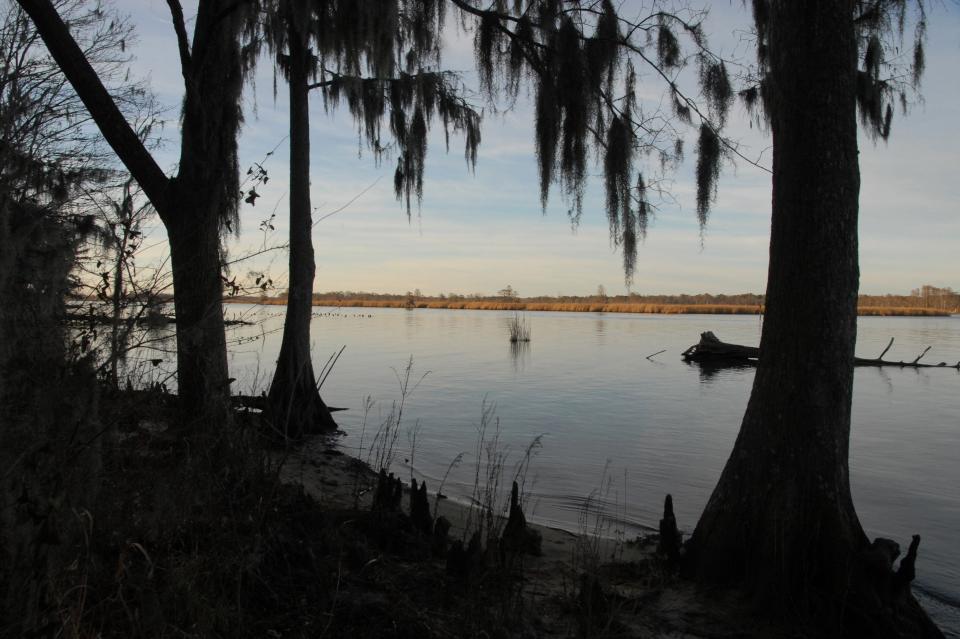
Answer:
225;297;951;317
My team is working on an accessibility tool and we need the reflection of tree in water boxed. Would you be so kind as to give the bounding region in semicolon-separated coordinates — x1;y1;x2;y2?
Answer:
594;317;607;344
869;366;895;395
510;340;530;371
687;360;755;385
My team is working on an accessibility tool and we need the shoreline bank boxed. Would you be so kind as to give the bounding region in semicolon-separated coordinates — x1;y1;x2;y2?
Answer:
226;297;951;317
276;434;956;637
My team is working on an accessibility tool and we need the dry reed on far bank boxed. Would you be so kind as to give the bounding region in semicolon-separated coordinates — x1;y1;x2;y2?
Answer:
230;297;951;317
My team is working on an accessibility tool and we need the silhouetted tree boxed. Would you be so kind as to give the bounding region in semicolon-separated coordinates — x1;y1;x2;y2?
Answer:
15;0;260;429
259;3;334;435
686;2;941;635
259;0;482;435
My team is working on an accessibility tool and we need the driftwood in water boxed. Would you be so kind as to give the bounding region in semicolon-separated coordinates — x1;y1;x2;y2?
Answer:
681;332;759;363
853;337;960;369
682;332;959;369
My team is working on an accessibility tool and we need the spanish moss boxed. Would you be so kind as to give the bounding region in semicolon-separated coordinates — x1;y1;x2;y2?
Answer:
264;1;754;281
261;0;479;217
657;23;681;69
695;123;720;229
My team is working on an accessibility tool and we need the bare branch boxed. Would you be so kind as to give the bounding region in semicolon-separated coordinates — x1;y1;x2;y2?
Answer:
165;0;192;76
15;0;172;217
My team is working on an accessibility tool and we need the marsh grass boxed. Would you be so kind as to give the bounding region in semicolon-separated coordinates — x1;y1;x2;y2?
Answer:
508;313;531;343
308;298;771;314
462;400;543;542
366;356;429;473
572;463;626;577
565;464;635;637
439;400;543;631
238;294;952;316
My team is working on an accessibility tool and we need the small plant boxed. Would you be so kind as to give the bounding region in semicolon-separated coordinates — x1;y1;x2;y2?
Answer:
366;356;429;473
460;399;543;549
507;313;531;343
566;463;633;638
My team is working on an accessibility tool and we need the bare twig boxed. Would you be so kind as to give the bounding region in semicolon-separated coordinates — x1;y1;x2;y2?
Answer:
316;345;346;391
877;337;895;360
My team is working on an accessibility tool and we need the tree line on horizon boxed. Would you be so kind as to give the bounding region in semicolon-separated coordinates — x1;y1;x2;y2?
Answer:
262;288;958;311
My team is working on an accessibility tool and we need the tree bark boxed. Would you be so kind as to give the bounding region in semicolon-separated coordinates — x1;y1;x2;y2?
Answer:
686;3;941;636
166;198;230;429
266;26;337;438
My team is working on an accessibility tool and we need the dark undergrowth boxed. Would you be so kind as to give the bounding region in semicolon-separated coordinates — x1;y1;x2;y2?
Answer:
3;388;547;639
3;386;944;638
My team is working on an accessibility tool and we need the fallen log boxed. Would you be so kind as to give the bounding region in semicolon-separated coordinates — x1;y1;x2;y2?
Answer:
682;332;960;369
680;332;758;363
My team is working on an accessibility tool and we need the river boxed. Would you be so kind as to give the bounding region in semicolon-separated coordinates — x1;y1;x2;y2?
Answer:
211;305;960;633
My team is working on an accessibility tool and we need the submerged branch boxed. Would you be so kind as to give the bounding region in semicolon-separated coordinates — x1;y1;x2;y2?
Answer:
682;332;960;369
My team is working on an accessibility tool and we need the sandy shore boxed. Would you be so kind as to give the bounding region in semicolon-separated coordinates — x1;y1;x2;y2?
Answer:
274;434;778;638
274;434;637;566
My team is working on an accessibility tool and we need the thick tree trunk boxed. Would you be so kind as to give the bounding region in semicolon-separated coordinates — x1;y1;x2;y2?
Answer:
166;194;231;430
267;30;336;438
686;3;941;636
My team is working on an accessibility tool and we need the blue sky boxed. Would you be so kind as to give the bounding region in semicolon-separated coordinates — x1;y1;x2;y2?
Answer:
122;1;958;297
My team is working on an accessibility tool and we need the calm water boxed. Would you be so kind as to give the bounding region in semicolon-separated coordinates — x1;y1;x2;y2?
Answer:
217;305;960;632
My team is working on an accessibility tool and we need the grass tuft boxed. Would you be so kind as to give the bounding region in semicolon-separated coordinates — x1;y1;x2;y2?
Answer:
508;313;531;343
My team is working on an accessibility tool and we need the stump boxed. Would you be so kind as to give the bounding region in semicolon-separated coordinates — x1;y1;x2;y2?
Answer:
372;469;403;511
657;494;681;564
501;481;542;558
409;478;432;536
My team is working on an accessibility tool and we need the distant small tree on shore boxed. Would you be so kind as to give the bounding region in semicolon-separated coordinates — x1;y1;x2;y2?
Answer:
498;285;518;300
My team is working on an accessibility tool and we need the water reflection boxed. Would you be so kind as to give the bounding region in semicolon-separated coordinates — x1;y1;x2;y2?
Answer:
869;366;895;395
687;360;755;384
594;316;607;345
509;340;530;371
403;306;421;337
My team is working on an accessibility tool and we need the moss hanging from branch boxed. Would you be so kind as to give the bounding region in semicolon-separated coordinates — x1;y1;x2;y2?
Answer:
446;0;745;281
695;123;720;229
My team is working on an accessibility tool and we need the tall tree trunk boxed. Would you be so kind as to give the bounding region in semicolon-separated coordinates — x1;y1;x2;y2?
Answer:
166;191;231;430
267;28;336;438
686;3;941;636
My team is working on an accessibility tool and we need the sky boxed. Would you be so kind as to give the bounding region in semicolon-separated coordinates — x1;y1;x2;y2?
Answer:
117;1;958;297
